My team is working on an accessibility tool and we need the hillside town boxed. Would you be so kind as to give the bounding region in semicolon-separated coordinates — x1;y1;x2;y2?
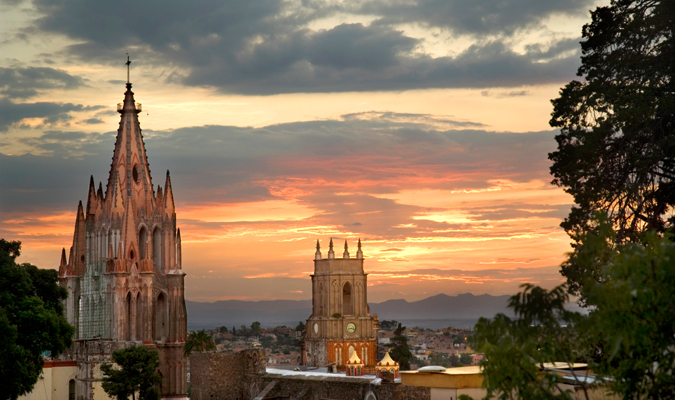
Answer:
201;320;481;369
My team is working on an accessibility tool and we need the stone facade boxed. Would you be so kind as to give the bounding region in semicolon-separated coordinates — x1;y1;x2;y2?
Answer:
303;239;378;372
190;350;431;400
58;82;188;399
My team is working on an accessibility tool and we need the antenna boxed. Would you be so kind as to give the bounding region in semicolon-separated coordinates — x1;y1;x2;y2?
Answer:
126;53;131;83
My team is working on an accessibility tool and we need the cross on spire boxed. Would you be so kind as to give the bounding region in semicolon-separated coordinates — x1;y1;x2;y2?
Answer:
126;54;131;83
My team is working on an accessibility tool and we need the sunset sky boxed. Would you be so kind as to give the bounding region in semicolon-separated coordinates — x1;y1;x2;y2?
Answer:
0;0;605;302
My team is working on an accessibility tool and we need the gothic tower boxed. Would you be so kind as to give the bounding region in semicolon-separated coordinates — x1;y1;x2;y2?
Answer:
302;239;379;372
58;77;188;399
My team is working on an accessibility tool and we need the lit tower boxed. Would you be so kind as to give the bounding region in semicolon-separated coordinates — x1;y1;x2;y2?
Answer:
58;57;188;399
302;239;378;372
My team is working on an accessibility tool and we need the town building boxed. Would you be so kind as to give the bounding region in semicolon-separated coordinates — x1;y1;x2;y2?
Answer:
301;239;379;372
18;361;77;400
57;75;188;399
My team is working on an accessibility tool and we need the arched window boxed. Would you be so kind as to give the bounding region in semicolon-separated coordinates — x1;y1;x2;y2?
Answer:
126;292;132;340
152;227;162;269
135;293;143;341
68;379;76;400
138;227;148;259
155;292;167;341
342;282;353;315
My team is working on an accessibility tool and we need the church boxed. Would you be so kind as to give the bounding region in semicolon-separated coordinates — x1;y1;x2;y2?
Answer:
302;239;379;372
57;74;188;399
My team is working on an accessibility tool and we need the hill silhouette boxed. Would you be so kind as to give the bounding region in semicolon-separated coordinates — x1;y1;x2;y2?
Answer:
186;293;513;330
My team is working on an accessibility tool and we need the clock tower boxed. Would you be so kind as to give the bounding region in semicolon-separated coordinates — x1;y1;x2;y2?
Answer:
302;239;379;372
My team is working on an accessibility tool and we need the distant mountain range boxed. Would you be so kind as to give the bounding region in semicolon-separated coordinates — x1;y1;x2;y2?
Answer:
186;293;514;331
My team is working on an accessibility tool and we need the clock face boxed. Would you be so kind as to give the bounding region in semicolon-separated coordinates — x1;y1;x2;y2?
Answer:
347;323;356;334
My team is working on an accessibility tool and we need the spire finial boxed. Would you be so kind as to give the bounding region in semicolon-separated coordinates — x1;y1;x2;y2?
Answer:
315;239;322;260
328;238;335;259
126;53;131;84
356;238;363;259
343;240;350;259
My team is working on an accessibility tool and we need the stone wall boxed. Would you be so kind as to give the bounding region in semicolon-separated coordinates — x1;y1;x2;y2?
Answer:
190;349;430;400
190;349;266;400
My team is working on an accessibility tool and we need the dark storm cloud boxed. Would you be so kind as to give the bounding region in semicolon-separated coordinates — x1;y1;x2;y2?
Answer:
360;0;594;35
16;0;585;94
2;111;558;212
0;99;103;132
0;66;87;99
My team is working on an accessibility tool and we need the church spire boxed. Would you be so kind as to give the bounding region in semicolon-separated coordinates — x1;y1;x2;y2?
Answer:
343;240;350;259
164;170;175;217
58;248;67;277
328;238;335;259
356;238;363;259
72;201;86;276
315;240;322;260
86;175;97;215
105;58;153;221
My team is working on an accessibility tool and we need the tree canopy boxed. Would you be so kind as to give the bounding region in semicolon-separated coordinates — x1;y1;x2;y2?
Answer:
473;1;675;398
549;0;675;292
388;323;412;370
474;224;675;399
251;321;261;336
101;346;162;400
183;330;215;357
0;239;74;400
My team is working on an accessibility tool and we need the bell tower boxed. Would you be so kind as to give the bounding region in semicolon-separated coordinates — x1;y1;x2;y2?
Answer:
302;239;378;372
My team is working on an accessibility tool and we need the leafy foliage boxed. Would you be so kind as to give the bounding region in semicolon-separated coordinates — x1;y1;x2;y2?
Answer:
583;231;675;398
549;0;675;293
474;223;675;399
0;239;74;400
183;330;215;357
473;285;586;400
476;2;675;398
101;346;161;400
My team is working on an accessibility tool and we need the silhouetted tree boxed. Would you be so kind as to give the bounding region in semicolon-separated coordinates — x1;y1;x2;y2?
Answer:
0;239;74;400
388;323;412;370
549;0;675;294
251;321;261;336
